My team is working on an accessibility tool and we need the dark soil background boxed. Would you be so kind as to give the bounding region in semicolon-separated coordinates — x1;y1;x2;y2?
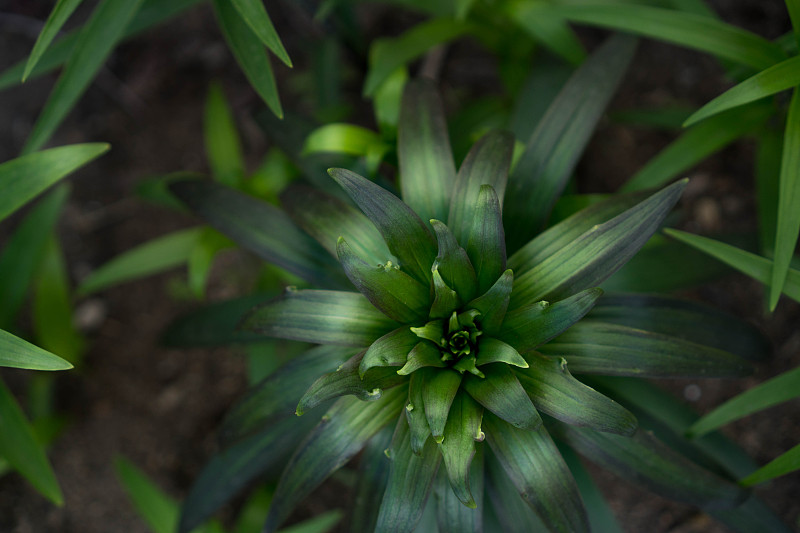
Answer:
1;0;799;532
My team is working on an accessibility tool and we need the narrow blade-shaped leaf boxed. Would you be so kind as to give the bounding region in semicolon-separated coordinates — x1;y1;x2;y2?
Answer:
539;321;753;377
558;446;623;533
0;328;72;371
212;0;282;118
435;445;483;533
329;168;437;285
438;390;483;507
398;80;457;223
507;1;586;65
483;414;589;533
22;0;145;154
462;364;541;430
22;0;85;82
170;179;346;288
466;186;507;295
77;228;202;296
484;448;548;532
398;341;447;375
431;220;477;302
448;130;514;245
114;456;186;533
187;228;234;299
264;389;405;532
406;370;433;454
430;269;460;320
0;143;107;222
241;289;397;346
303;124;386;158
351;427;393;533
555;4;786;70
466;269;512;336
475;337;527;368
423;370;463;442
740;443;800;486
0;378;63;504
338;238;430;324
503;34;636;249
230;0;291;66
515;353;637;436
770;87;800;309
204;82;245;187
361;327;418;376
501;288;601;353
375;415;442;533
511;180;686;307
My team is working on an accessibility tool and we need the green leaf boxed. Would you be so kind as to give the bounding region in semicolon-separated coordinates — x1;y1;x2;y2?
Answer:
622;103;771;191
0;329;72;371
431;220;477;302
77;228;202;296
397;342;447;375
397;80;458;224
558;446;623;533
22;0;85;82
539;321;753;378
462;364;541;430
0;143;107;223
688;366;800;438
230;0;291;66
296;351;406;415
329;168;437;285
553;423;747;510
337;238;430;324
211;0;282;118
664;229;800;303
187;228;235;299
770;88;800;309
435;445;483;532
465;185;507;296
406;370;433;454
363;19;470;96
264;388;405;532
303;124;387;160
466;269;512;336
555;4;786;71
510;180;686;307
0;186;68;329
430;269;460;320
280;511;343;533
241;288;398;346
506;0;586;65
374;415;442;533
515;353;637;436
686;56;800;126
373;66;408;136
483;414;589;533
204;82;245;187
484;448;548;532
115;456;182;533
351;427;393;533
503;34;637;249
170;179;345;288
740;443;800;486
448;130;514;246
500;288;602;353
422;370;463;443
22;0;145;154
361;327;419;376
475;337;528;368
438;390;484;508
756;125;782;254
0;378;63;504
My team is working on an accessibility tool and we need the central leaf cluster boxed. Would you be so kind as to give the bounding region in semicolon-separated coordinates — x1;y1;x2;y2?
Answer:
411;309;485;377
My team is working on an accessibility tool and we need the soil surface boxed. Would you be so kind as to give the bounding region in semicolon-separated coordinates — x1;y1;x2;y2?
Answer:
1;1;799;532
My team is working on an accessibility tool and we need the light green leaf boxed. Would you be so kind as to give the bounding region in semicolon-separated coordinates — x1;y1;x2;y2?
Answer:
373;67;408;136
438;390;484;508
507;0;586;65
483;414;589;533
212;0;282;118
204;82;245;187
503;34;636;250
363;19;470;96
688;366;800;437
686;56;800;126
264;388;405;532
22;0;85;82
423;370;463;443
187;228;235;300
462;364;541;430
77;228;202;296
0;378;63;504
0;329;72;371
740;443;800;486
398;341;447;375
430;268;461;320
303;124;388;161
555;4;786;71
664;229;800;302
466;269;512;336
361;327;419;376
465;185;507;296
115;456;191;533
770;87;800;309
22;0;145;154
0;143;108;223
475;337;528;368
230;0;292;66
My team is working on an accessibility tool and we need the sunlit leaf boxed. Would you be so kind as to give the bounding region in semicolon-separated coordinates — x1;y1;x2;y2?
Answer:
230;0;292;66
22;0;85;82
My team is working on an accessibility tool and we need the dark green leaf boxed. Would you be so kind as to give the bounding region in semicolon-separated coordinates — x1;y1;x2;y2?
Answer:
507;1;586;65
350;427;393;533
230;0;291;66
397;80;458;223
0;329;72;371
756;125;781;254
503;34;637;249
406;370;433;454
211;0;282;118
484;448;548;532
204;82;245;187
431;220;478;303
501;288;601;353
510;180;686;307
435;444;483;533
558;446;623;533
22;0;85;82
264;389;405;532
466;269;512;336
740;443;800;486
475;337;528;368
438;390;483;507
515;353;637;436
462;364;541;430
466;186;507;295
448;130;514;245
483;414;589;533
539;321;753;378
374;415;442;533
170;179;345;288
329;168;437;285
361;327;418;376
338;237;430;323
241;288;397;346
430;269;460;320
398;342;447;375
0;378;63;504
423;370;463;443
